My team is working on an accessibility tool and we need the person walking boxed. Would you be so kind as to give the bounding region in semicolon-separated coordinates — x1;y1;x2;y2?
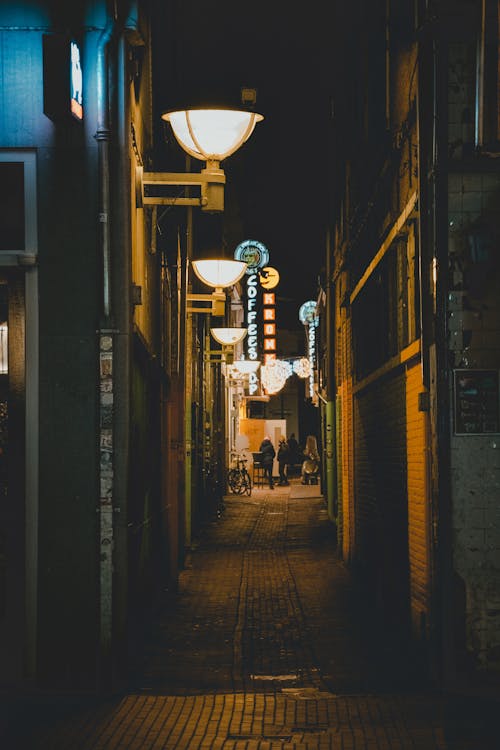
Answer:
277;436;290;486
259;435;276;489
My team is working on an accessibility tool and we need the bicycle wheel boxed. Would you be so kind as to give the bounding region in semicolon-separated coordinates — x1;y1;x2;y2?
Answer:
227;468;242;494
235;469;247;495
242;469;252;496
235;469;245;495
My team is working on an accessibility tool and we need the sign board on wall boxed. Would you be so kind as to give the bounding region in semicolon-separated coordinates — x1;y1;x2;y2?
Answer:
43;35;83;121
234;240;272;393
453;369;499;435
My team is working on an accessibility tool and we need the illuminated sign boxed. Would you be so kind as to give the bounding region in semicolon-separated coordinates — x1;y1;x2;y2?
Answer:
235;240;270;395
43;35;83;121
234;239;269;273
70;42;83;120
235;241;282;388
259;266;280;289
299;301;318;398
248;371;259;395
307;319;317;397
244;269;260;395
299;300;317;325
262;290;276;364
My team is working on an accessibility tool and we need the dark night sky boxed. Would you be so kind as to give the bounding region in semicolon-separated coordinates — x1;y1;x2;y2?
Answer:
156;1;339;330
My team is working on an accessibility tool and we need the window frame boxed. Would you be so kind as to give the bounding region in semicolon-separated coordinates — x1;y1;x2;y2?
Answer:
0;151;37;266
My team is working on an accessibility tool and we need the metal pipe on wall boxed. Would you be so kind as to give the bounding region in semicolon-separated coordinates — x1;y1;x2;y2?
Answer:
95;1;116;691
184;163;194;547
112;4;136;688
432;17;454;692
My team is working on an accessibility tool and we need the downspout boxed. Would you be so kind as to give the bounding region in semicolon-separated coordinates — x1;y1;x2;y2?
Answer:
417;7;436;681
112;0;138;688
417;3;452;686
184;195;193;549
96;10;114;321
95;3;116;691
433;12;453;691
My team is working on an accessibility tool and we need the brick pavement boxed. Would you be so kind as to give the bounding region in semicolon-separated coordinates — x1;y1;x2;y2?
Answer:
4;482;498;749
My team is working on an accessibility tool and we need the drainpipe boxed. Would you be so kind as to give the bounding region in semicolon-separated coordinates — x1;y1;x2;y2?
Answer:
417;7;436;682
112;1;138;688
417;3;452;687
95;2;116;691
432;14;453;692
184;196;193;548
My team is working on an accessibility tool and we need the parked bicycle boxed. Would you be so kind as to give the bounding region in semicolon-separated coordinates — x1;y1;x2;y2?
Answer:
227;452;252;496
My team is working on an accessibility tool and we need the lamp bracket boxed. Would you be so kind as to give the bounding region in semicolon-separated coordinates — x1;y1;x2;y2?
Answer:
186;291;225;316
204;347;234;364
136;165;226;212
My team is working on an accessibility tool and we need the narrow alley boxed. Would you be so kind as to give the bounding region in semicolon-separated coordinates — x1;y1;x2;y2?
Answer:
5;482;497;749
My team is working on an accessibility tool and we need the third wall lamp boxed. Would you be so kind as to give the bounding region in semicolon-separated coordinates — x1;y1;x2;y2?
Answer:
210;327;247;346
208;326;248;365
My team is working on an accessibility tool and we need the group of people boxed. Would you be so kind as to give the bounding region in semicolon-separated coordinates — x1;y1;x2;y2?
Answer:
258;433;319;489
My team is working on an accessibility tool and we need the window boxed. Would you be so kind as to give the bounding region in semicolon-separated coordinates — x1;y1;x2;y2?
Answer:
0;152;37;263
0;164;24;251
352;229;418;380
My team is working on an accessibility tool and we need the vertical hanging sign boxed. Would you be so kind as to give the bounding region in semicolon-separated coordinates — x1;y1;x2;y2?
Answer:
299;301;318;399
262;290;276;363
259;266;280;364
234;240;270;395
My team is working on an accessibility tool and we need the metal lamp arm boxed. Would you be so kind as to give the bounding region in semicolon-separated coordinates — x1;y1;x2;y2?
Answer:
136;163;226;212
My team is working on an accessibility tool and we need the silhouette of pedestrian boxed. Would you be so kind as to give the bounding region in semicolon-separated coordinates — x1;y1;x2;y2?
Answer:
259;435;276;489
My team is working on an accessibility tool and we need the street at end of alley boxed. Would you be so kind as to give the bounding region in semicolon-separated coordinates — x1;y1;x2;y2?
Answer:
3;480;498;749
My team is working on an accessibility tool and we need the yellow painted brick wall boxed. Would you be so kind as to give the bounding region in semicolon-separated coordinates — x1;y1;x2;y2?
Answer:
339;311;355;563
406;363;431;640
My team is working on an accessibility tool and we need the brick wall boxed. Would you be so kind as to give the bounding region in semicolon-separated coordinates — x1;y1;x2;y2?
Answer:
406;363;431;642
353;371;410;630
338;308;355;563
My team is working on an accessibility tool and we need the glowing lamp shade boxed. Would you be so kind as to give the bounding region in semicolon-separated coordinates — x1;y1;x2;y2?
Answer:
232;358;261;374
210;327;247;346
191;259;247;289
161;109;264;162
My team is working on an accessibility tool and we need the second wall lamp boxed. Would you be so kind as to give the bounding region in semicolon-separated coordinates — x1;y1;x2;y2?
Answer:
187;258;247;316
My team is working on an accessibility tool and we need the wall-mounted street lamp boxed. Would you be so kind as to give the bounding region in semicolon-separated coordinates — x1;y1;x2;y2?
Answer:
207;327;247;365
210;327;247;346
137;107;263;212
187;259;247;316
